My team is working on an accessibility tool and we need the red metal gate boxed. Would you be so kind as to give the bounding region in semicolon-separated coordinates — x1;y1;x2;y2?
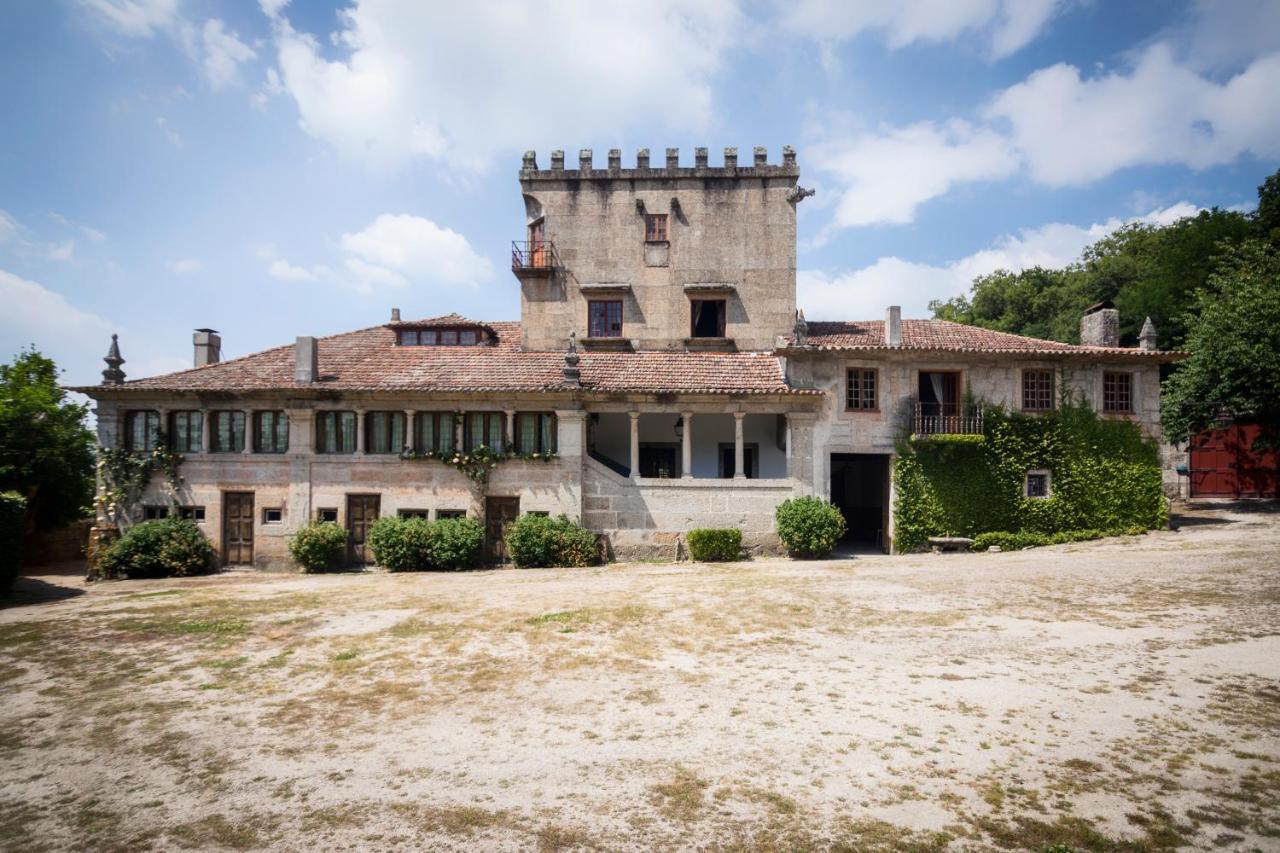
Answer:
1189;422;1279;498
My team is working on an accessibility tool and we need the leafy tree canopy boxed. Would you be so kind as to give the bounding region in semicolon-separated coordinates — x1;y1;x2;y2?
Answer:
1160;241;1280;450
0;348;95;530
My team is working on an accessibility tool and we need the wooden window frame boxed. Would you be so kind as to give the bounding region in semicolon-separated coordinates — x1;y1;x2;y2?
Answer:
690;299;727;338
168;410;203;452
1024;470;1052;499
436;509;467;519
464;412;506;452
845;368;879;413
364;411;406;455
415;411;456;454
178;506;206;522
588;300;623;338
262;507;284;524
1102;371;1133;414
1021;369;1055;413
315;410;357;454
399;328;482;346
644;213;668;243
253;410;289;454
316;508;338;523
124;410;161;451
398;509;431;520
514;412;557;455
209;410;246;453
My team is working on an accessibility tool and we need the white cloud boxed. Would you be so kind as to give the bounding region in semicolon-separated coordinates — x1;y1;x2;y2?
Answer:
0;211;17;244
0;268;114;384
49;212;107;242
798;202;1200;320
987;44;1280;186
780;0;1066;59
338;213;492;288
168;258;202;274
267;259;323;283
811;120;1018;229
78;0;178;37
1178;0;1280;69
191;18;257;90
261;0;742;168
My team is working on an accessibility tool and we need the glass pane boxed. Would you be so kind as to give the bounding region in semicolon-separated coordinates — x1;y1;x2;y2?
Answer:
418;413;434;452
339;412;355;452
541;414;555;452
519;415;535;454
439;413;454;452
370;413;386;453
468;413;483;449
423;330;437;345
391;413;404;452
488;415;503;449
275;412;288;451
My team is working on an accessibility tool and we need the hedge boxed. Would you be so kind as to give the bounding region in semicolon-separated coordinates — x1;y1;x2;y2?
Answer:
775;496;847;558
505;514;598;568
288;522;348;573
686;528;742;562
0;492;26;597
97;517;216;579
972;526;1147;552
367;516;484;571
894;400;1167;552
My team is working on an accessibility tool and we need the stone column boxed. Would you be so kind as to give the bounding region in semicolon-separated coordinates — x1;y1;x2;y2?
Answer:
505;409;516;452
554;410;586;523
681;411;693;479
629;411;640;479
785;413;817;493
404;410;415;452
242;408;254;455
200;410;211;453
354;408;365;456
155;406;169;450
733;412;745;479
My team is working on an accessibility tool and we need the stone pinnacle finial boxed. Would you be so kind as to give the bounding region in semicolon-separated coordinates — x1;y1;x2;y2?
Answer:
1139;316;1158;352
793;309;808;346
563;331;581;387
102;333;126;385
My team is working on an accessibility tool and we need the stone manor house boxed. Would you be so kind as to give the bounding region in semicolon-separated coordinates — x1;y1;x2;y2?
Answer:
79;146;1180;566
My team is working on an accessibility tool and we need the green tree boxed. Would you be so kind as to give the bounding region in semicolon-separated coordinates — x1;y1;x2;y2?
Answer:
1161;241;1280;450
1255;170;1280;246
0;348;96;530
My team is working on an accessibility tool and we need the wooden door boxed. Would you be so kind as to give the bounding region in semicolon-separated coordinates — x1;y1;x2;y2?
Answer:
485;497;520;564
346;494;381;565
222;492;254;566
528;220;546;268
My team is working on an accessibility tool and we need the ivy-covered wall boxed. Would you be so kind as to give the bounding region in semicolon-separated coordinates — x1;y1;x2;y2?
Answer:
893;402;1167;552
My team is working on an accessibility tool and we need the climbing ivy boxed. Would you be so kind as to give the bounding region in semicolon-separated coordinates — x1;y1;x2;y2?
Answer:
95;439;184;533
893;399;1166;552
399;444;557;487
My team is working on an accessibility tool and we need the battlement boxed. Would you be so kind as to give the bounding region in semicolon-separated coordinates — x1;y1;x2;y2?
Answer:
519;146;799;181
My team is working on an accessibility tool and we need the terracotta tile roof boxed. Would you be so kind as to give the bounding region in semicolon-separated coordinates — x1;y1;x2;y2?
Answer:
83;321;805;396
791;319;1183;359
387;313;496;333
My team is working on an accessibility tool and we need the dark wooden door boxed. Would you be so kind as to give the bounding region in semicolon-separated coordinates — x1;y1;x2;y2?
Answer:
346;494;380;565
485;497;520;564
222;492;254;566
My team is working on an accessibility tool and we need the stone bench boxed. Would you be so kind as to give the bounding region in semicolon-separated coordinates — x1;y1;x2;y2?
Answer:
928;536;973;553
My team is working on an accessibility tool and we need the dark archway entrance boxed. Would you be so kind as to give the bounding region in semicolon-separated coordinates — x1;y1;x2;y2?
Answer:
830;454;891;552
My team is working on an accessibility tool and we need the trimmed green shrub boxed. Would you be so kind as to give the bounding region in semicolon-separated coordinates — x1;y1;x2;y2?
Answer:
972;527;1148;552
425;517;483;570
98;517;215;579
686;528;742;562
775;496;847;558
288;521;348;573
0;491;26;597
368;516;432;572
505;514;599;568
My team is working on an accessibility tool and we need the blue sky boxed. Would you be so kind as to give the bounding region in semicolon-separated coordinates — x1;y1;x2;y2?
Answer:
2;0;1278;386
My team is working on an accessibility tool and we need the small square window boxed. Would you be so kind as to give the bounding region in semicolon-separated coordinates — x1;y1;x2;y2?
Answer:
263;507;283;524
1024;471;1052;499
436;509;467;519
644;213;667;242
143;505;169;520
588;301;623;338
690;299;726;338
316;508;338;523
398;509;431;519
178;506;205;522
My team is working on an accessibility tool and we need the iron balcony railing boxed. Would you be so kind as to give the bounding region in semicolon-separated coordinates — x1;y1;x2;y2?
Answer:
511;240;558;273
913;402;984;436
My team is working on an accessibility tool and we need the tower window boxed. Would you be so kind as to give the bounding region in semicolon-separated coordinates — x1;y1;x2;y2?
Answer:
588;301;623;338
690;299;726;338
644;214;667;242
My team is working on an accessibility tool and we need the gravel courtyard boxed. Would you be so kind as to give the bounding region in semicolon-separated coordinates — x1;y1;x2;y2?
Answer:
2;505;1278;852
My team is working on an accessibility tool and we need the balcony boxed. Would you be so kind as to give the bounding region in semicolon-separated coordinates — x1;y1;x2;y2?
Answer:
511;240;558;278
912;402;984;436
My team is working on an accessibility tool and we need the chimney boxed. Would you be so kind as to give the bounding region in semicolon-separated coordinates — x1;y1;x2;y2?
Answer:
390;307;401;322
885;306;902;347
1139;316;1158;352
193;328;221;367
1080;302;1120;347
295;336;318;383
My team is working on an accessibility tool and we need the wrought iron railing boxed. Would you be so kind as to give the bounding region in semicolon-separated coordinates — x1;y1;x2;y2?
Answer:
511;240;557;272
913;402;984;436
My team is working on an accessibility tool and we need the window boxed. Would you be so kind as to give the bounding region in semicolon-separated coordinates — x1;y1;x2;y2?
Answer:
316;508;338;523
178;506;205;521
1022;370;1054;412
588;301;623;338
1103;371;1133;413
254;411;289;453
143;505;169;520
690;299;726;338
515;413;557;455
1025;470;1052;499
464;412;505;451
316;411;357;453
398;509;431;519
262;507;283;524
526;510;550;518
416;412;456;454
169;411;203;452
436;509;467;519
209;411;245;453
845;369;878;411
398;328;481;346
365;411;406;454
124;410;160;451
644;213;667;242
